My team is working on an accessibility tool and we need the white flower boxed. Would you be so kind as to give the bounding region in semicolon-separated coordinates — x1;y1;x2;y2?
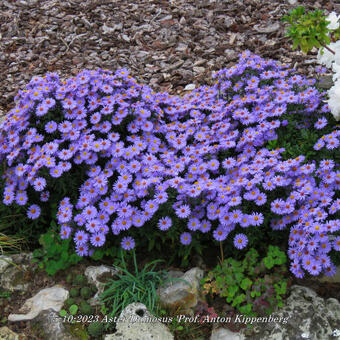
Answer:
332;62;340;81
317;41;340;68
327;80;340;121
326;12;340;30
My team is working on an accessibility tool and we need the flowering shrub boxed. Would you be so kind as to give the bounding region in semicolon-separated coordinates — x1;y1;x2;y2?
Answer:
0;51;339;279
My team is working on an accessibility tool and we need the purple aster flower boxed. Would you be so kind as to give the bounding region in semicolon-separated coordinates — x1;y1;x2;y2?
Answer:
176;204;191;218
314;117;327;129
76;243;89;256
121;236;135;250
90;233;106;247
324;263;337;276
50;166;63;178
222;157;236;169
16;191;28;206
200;220;211;233
60;224;72;239
180;232;192;245
213;227;228;241
239;214;251;228
73;230;89;245
83;205;98;220
85;219;102;233
27;204;41;219
333;237;340;251
3;191;14;205
187;217;201;231
234;234;248;249
320;159;334;170
254;183;268;200
229;196;242;207
309;260;322;276
230;209;242;223
158;216;172;231
36;103;49;116
33;177;47;192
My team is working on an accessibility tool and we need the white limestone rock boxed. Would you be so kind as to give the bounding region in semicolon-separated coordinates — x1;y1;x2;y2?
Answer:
0;326;25;340
0;256;12;274
8;285;68;321
158;267;204;314
184;83;195;91
84;265;118;306
104;303;173;340
211;327;245;340
242;285;340;340
0;253;33;292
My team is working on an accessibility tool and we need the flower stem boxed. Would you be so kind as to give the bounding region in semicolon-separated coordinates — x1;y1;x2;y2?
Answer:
321;43;336;55
219;242;224;263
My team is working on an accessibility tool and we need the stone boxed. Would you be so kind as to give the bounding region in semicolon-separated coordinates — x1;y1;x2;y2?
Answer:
242;285;340;340
8;285;69;321
0;253;33;292
84;265;118;306
33;309;76;340
0;256;12;274
158;267;204;314
318;75;334;90
184;84;196;91
104;303;173;340
0;327;25;340
211;327;245;340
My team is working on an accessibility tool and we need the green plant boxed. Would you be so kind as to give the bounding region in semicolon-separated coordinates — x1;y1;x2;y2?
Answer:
99;249;167;326
0;290;11;299
80;287;92;300
87;322;104;338
69;304;78;316
70;288;79;298
90;284;98;295
31;223;82;276
201;246;289;316
65;297;76;308
59;309;67;318
66;273;73;284
73;274;88;287
79;301;93;315
282;6;339;54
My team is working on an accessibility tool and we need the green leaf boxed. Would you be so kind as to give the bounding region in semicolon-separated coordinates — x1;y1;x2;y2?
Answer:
232;294;245;307
69;305;78;315
59;309;67;317
240;278;252;291
239;304;252;315
227;285;238;298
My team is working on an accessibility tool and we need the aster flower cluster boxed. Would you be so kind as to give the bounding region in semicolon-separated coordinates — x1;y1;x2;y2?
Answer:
0;51;339;278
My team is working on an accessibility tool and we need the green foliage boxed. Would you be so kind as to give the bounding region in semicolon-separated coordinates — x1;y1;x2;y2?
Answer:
31;223;82;276
80;287;92;300
90;284;98;295
79;301;93;315
73;274;88;287
65;298;76;308
0;290;11;299
282;6;336;53
69;304;78;316
87;322;104;338
201;246;289;316
59;309;67;317
99;249;168;328
271;107;338;165
70;288;79;298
